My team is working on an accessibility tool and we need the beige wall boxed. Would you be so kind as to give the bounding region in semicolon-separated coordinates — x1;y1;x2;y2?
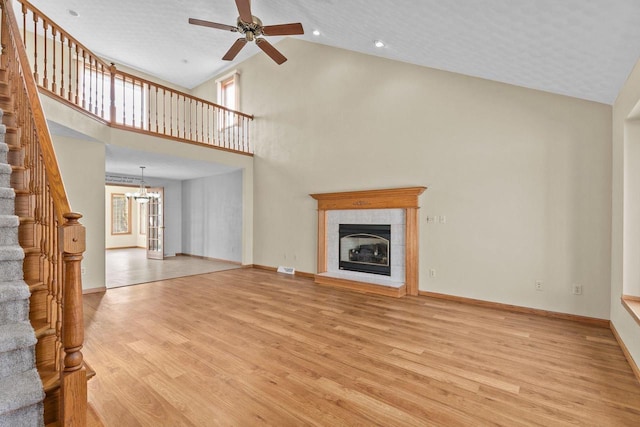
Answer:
612;58;640;368
197;39;613;319
51;136;106;291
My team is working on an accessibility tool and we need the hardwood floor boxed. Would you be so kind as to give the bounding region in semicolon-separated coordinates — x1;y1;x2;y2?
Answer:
83;269;640;426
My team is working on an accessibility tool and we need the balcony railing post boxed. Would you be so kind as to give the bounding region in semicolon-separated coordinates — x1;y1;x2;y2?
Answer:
109;62;116;124
59;212;87;426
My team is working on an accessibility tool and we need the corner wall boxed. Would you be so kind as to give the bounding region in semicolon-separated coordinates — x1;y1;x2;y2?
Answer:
612;58;640;368
197;39;613;319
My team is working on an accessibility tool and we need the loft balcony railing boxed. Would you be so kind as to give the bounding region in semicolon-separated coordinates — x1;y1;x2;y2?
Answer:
15;0;254;155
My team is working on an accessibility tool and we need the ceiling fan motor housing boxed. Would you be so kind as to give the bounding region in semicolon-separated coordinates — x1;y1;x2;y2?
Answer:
238;16;263;41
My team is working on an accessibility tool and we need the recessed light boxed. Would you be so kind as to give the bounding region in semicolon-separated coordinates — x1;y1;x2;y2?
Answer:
67;9;79;17
312;29;320;36
374;40;385;48
182;59;189;64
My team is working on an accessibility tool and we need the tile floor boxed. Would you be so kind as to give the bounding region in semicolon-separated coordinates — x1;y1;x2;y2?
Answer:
105;248;242;288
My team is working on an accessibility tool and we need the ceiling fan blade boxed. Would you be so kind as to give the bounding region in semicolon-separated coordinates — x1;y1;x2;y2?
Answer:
262;23;304;36
188;18;237;32
255;38;287;65
235;0;253;23
222;38;248;61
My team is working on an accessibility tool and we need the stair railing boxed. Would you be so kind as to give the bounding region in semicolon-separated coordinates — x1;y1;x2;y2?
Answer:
15;0;254;154
1;0;87;425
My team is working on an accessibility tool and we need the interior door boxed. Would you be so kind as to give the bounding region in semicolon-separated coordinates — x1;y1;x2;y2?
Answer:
146;187;164;260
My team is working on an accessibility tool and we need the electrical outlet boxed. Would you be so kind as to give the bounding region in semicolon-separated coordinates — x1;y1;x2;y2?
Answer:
572;284;583;295
429;268;436;278
439;215;447;224
81;268;86;275
426;216;434;224
535;280;543;291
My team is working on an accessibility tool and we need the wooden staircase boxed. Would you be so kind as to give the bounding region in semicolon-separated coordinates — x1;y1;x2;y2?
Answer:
1;0;93;424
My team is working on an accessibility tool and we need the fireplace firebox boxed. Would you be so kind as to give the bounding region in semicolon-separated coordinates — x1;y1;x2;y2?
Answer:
339;224;391;276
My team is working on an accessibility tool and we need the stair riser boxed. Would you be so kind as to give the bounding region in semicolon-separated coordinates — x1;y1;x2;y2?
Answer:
29;289;48;323
1;113;16;128
14;193;34;218
0;402;44;427
0;299;29;324
6;148;23;167
10;168;28;191
43;389;58;425
18;220;35;248
0;346;35;379
23;252;40;282
0;99;13;111
35;334;56;366
0;225;18;246
4;130;17;147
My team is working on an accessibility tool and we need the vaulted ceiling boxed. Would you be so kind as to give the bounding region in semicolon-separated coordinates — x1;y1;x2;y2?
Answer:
28;0;640;105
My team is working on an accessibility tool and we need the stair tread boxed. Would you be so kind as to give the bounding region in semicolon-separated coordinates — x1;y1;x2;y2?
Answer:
38;365;59;393
0;368;44;414
39;360;95;394
26;279;47;293
0;321;36;353
32;319;55;339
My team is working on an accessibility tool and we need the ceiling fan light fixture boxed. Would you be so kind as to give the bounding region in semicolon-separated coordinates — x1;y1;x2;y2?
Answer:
374;40;385;48
189;0;304;64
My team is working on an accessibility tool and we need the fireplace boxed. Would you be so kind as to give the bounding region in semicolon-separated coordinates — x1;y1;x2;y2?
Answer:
339;224;391;276
311;187;426;297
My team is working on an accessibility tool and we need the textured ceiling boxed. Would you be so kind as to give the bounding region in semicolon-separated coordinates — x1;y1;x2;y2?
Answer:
26;0;640;105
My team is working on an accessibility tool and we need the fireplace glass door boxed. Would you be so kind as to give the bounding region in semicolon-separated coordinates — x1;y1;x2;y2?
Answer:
339;224;391;276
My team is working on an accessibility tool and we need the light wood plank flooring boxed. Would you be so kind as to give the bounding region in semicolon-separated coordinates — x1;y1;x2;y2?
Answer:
83;269;640;426
105;248;240;288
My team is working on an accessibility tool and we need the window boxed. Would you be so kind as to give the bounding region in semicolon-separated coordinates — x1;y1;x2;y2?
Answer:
217;72;238;110
217;72;239;130
111;194;131;235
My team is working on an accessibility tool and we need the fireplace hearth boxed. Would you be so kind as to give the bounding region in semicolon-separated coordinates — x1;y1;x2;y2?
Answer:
339;224;391;276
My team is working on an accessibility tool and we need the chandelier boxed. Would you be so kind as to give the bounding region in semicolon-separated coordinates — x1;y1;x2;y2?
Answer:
125;166;159;204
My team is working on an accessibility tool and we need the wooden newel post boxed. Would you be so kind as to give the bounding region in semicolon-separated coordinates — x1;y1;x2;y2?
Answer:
59;212;87;426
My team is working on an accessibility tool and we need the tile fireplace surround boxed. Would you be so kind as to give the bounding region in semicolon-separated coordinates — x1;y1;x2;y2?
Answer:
310;187;426;297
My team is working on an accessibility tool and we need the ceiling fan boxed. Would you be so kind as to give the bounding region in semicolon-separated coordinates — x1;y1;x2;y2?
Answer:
189;0;304;65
